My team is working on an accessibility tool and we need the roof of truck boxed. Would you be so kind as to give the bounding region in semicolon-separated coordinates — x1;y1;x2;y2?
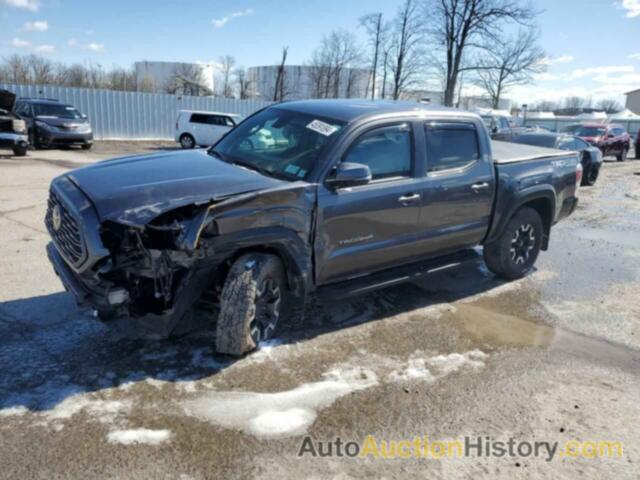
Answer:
276;99;470;123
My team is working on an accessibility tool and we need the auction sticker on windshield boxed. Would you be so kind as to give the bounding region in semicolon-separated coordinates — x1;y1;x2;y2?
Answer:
307;119;339;136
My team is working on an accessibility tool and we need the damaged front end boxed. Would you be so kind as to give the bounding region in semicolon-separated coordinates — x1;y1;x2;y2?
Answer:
46;174;314;339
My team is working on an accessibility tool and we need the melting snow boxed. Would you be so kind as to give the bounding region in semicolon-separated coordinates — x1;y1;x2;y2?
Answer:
388;350;488;383
107;428;171;445
183;366;377;438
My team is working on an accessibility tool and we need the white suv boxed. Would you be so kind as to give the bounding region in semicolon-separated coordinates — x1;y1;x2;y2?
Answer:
175;110;242;149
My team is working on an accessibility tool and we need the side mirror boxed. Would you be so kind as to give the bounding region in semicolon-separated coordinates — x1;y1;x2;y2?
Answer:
326;162;372;189
492;126;498;133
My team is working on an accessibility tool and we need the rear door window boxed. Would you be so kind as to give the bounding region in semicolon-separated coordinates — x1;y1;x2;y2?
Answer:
424;123;480;173
342;123;413;180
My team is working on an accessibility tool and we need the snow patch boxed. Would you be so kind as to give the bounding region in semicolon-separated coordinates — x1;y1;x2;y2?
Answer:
0;406;28;417
107;428;171;445
388;350;488;383
40;392;131;427
183;366;377;438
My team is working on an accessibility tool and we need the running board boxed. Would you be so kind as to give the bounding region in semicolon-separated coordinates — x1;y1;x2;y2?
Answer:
316;249;481;300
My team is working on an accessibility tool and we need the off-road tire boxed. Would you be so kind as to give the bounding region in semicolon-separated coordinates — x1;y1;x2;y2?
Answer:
215;253;287;356
635;146;639;160
12;144;27;157
180;133;196;149
483;207;543;280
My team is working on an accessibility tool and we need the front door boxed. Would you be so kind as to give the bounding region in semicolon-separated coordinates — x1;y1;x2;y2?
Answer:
315;122;423;285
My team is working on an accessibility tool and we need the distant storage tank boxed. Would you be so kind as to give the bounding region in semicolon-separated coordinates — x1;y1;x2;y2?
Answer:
134;61;215;95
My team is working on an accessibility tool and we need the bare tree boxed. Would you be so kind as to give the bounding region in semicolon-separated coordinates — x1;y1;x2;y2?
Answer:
596;98;623;113
0;55;30;83
474;29;545;108
308;30;362;99
424;0;535;106
389;0;424;100
380;44;392;99
533;100;558;111
165;63;209;96
360;13;389;99
217;55;236;98
273;46;288;102
234;67;252;99
563;96;586;110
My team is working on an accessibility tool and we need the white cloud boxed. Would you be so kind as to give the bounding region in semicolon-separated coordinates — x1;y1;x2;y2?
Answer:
211;8;254;28
22;20;48;32
83;42;104;52
67;38;77;47
11;37;31;48
593;73;640;84
2;0;39;11
541;55;575;65
618;0;640;17
34;44;54;54
629;53;640;60
571;65;635;78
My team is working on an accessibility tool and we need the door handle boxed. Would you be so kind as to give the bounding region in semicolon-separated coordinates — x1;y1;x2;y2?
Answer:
471;182;489;192
397;193;421;204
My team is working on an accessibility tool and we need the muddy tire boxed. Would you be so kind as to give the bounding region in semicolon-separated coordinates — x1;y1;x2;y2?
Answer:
483;207;543;280
215;253;287;356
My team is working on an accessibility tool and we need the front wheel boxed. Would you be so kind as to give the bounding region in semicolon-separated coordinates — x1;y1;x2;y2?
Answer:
484;207;543;280
582;165;599;186
81;144;92;150
215;253;288;356
616;148;627;162
12;144;28;157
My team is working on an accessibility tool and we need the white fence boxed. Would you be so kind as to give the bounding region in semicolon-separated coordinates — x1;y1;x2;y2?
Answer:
0;83;273;140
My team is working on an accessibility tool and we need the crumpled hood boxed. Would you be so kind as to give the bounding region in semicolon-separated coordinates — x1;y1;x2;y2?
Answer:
67;149;284;225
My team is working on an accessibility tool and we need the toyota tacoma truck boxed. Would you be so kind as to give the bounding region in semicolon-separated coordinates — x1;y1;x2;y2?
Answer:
0;90;28;157
45;100;580;355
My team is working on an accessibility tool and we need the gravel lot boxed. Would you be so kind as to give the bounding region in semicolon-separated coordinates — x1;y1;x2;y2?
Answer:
0;142;639;479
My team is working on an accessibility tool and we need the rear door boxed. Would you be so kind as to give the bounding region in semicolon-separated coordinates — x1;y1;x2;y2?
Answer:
315;121;424;284
415;121;495;254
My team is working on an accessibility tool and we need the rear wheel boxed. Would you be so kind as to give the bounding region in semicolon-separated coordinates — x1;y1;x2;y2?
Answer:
81;144;92;150
179;133;195;149
484;207;543;280
215;253;288;356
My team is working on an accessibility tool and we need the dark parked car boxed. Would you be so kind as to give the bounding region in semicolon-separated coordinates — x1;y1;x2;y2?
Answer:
635;129;639;160
45;100;580;355
511;132;603;186
560;123;630;161
480;113;529;140
14;97;93;150
0;90;28;156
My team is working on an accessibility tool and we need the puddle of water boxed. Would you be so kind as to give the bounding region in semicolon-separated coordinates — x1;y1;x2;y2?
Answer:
574;227;640;248
445;303;639;371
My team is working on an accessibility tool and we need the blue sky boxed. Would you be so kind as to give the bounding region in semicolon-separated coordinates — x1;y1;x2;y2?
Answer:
1;0;639;104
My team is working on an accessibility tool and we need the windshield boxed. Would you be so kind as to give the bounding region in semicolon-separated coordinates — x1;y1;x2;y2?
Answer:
33;103;83;119
576;126;607;137
211;107;345;181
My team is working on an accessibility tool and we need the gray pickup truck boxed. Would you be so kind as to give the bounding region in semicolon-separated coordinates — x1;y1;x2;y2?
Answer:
45;100;580;355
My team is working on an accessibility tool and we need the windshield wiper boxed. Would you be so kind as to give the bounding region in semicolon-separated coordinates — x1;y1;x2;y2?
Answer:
231;159;274;178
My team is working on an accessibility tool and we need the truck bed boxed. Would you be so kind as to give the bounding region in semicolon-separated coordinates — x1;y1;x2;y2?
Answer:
491;140;571;164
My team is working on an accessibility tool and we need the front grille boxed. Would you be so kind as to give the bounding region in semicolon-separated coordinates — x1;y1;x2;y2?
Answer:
45;191;85;265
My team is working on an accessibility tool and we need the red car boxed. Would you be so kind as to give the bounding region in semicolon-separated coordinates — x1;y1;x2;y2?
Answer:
561;123;631;161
